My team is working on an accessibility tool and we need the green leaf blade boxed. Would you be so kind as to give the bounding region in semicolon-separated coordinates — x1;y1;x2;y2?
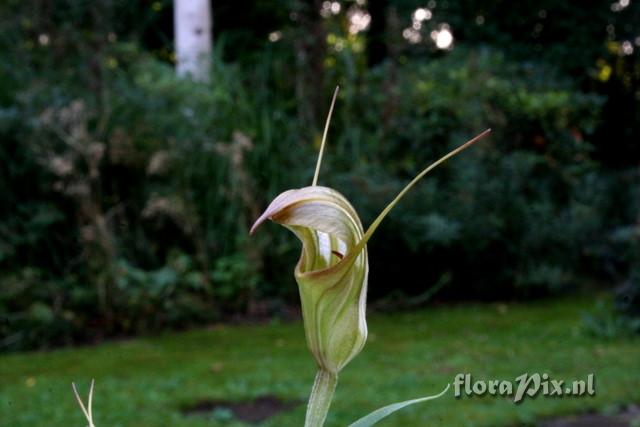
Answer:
348;383;451;427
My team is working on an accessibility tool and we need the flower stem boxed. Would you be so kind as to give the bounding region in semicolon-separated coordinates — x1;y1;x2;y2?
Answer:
305;369;338;427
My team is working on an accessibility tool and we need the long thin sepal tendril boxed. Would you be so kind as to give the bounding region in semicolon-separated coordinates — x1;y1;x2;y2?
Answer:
72;379;96;427
348;129;492;258
312;86;340;186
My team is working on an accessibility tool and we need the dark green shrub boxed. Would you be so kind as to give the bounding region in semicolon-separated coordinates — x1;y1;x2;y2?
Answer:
0;12;636;349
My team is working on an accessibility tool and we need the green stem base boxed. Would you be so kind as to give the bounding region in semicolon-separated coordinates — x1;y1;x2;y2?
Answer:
304;370;338;427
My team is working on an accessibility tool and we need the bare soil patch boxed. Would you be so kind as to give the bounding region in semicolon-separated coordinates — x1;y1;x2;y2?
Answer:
182;395;300;424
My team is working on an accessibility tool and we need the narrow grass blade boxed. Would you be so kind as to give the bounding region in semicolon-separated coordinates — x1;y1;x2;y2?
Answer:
348;383;450;427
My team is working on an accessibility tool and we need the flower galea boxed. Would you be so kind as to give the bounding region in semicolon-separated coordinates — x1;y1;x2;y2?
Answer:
250;87;490;427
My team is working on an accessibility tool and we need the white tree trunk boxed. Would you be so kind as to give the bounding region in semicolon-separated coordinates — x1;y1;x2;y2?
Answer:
174;0;212;82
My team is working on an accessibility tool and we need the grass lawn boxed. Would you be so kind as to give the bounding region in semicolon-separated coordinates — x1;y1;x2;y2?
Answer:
1;296;639;427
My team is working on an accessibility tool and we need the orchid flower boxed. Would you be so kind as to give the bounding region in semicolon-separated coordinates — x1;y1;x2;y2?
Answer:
251;87;490;426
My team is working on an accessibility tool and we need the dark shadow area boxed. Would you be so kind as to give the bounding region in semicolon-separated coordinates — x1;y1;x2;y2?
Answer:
538;404;640;427
181;395;300;424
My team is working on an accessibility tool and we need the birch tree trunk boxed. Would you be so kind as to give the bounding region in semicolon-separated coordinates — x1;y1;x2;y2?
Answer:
174;0;212;82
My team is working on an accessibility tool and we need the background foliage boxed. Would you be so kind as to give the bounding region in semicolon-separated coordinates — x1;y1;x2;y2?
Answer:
0;0;638;350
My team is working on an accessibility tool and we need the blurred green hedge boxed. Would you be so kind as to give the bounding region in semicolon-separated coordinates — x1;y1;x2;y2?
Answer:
0;6;638;350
